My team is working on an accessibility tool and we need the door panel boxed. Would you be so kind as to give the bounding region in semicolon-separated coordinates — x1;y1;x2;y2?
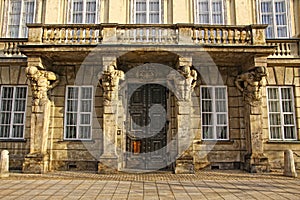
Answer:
126;84;167;170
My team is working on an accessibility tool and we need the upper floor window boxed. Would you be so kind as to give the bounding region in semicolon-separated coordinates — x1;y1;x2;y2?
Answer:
195;0;224;24
68;0;99;23
7;0;36;38
64;86;93;140
201;86;228;140
267;87;296;140
0;86;28;139
257;0;290;38
132;0;162;24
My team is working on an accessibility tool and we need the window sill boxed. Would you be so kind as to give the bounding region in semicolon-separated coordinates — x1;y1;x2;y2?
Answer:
194;140;234;145
0;139;27;142
266;140;300;144
56;140;95;143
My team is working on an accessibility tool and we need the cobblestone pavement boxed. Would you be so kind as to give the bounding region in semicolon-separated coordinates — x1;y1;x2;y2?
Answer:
0;170;299;199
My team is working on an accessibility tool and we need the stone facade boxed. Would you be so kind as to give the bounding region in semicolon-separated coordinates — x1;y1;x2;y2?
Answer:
0;0;299;174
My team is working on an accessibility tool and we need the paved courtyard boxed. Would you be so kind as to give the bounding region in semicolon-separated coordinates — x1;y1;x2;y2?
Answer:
0;170;299;199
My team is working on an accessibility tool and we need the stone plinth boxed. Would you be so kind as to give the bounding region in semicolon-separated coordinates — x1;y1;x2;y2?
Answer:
98;157;119;174
175;154;194;174
244;153;269;173
23;153;49;174
284;150;297;178
0;150;9;178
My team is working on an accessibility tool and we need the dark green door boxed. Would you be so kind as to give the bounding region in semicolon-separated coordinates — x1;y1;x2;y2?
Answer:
126;84;168;170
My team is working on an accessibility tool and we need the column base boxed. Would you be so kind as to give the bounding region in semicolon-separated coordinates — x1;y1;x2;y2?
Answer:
22;153;49;174
244;153;269;173
175;154;194;174
98;156;119;174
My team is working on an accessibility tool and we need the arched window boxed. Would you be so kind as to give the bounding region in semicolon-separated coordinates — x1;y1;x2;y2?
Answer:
132;0;163;24
7;0;36;38
257;0;290;38
195;0;224;24
68;0;99;24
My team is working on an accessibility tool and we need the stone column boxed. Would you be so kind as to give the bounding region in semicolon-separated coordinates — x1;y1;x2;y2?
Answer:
0;150;9;178
23;60;59;174
98;57;124;173
235;66;269;172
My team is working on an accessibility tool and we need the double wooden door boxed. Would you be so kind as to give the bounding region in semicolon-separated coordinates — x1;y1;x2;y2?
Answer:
126;84;168;170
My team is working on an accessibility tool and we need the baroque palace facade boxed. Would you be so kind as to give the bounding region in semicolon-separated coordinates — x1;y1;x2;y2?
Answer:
0;0;299;174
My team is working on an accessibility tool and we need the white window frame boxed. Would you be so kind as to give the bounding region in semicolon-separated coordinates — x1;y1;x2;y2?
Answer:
131;0;163;24
7;0;37;38
266;86;297;141
200;86;229;140
64;86;93;140
257;0;291;38
0;86;28;139
194;0;225;24
68;0;99;24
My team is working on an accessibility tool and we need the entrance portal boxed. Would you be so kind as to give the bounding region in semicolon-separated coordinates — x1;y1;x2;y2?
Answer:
126;84;168;170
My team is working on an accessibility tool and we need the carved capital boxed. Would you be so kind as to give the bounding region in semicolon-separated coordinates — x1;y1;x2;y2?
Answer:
235;66;267;106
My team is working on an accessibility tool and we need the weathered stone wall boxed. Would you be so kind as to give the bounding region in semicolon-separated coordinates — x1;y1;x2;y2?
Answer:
263;66;300;169
192;66;246;170
0;63;30;170
48;64;104;171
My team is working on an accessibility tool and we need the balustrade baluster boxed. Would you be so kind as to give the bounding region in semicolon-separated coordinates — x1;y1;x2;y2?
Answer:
216;28;221;44
286;43;291;56
222;29;227;44
61;28;66;43
204;28;209;44
228;29;234;44
50;28;55;43
86;28;91;43
234;29;240;44
55;28;60;43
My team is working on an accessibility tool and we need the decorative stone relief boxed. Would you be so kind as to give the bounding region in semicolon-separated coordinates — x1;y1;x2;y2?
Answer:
235;66;267;106
98;63;125;103
167;65;197;101
25;66;59;112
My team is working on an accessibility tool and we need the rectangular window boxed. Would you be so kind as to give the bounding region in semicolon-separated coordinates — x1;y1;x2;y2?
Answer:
133;0;162;24
64;86;93;140
195;0;224;24
7;0;36;38
258;0;289;38
69;0;98;23
267;87;296;140
200;86;228;140
0;86;28;139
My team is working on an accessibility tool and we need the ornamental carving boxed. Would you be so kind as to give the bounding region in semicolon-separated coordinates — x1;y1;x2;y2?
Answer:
235;66;267;105
98;64;125;102
25;66;59;110
167;65;197;101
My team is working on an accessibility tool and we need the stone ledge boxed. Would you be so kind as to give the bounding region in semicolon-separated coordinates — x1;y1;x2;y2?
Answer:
0;139;27;143
266;140;300;144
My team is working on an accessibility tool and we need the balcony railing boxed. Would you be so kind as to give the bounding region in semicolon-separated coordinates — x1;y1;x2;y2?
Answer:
0;23;298;58
266;39;300;57
0;38;28;56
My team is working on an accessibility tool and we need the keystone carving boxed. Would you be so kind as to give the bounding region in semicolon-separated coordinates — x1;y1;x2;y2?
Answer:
235;66;267;105
98;64;125;103
167;65;197;101
25;66;59;111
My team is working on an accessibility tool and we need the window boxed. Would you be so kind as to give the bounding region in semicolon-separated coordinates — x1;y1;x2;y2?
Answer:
132;0;162;23
64;86;93;140
0;86;28;139
69;0;98;23
257;0;290;38
267;87;296;140
195;0;224;24
7;0;36;38
200;86;228;140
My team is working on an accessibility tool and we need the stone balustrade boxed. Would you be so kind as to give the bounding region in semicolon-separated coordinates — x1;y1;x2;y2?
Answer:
0;38;28;56
42;24;102;44
192;25;252;44
267;39;300;57
116;24;178;44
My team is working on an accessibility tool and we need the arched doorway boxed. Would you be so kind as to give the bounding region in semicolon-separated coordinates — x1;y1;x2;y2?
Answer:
125;83;169;170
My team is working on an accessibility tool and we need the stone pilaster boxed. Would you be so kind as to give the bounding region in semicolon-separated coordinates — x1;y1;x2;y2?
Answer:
98;57;124;173
23;60;59;174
